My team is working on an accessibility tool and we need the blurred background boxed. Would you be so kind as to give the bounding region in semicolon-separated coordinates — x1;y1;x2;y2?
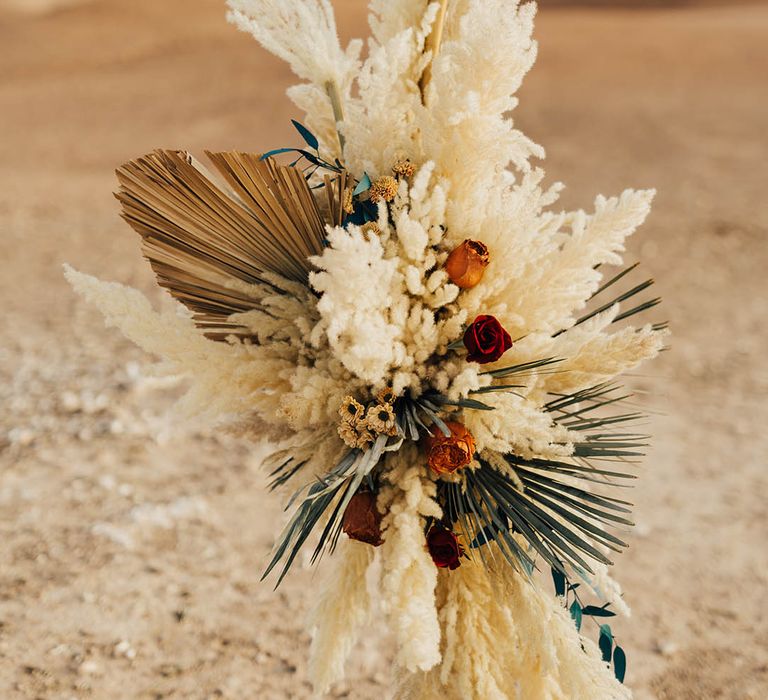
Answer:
1;0;766;698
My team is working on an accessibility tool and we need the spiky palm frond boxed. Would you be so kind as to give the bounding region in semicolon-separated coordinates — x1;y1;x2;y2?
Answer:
547;382;650;459
394;395;458;440
480;357;564;379
262;435;396;587
443;456;633;577
267;454;309;491
554;262;663;338
446;374;655;577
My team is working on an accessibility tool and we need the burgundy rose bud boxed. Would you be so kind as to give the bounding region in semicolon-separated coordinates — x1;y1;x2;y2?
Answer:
427;525;464;570
342;490;384;546
462;314;513;364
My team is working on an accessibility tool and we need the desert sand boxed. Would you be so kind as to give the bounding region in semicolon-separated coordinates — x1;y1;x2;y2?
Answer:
0;1;766;698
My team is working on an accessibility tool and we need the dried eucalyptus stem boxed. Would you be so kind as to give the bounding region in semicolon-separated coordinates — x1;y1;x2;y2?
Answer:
419;0;449;99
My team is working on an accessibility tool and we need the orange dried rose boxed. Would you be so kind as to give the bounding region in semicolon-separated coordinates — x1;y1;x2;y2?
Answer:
342;490;384;546
444;239;490;289
423;421;476;475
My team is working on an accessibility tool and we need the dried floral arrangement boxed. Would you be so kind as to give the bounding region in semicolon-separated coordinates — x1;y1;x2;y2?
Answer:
65;1;668;697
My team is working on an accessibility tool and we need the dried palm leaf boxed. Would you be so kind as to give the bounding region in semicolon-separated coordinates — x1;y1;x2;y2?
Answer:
115;149;342;339
322;170;348;228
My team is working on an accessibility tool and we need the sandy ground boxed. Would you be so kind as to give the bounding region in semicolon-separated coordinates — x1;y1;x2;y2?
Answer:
1;1;767;698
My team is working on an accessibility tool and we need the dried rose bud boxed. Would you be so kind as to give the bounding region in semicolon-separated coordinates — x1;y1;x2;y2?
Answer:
423;422;476;475
444;239;490;289
342;490;383;546
463;314;513;365
427;525;464;569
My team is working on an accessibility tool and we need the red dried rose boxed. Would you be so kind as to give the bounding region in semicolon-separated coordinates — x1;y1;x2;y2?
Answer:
423;421;476;475
463;314;513;364
427;525;464;570
342;490;383;546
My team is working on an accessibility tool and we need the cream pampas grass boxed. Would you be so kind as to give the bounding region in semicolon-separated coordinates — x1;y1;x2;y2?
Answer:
399;555;631;700
308;539;375;694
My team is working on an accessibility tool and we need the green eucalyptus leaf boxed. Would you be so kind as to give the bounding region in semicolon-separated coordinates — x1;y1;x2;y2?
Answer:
291;119;319;150
613;645;627;683
260;147;301;160
599;625;613;662
582;605;617;618
552;568;566;597
570;601;582;631
353;173;372;196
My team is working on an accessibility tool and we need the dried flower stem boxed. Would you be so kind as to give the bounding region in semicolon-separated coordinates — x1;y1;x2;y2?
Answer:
325;80;346;154
419;0;449;100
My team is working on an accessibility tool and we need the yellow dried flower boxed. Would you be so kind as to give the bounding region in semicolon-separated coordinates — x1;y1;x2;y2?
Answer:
355;428;375;450
339;396;364;424
369;176;398;204
337;421;359;449
392;158;415;179
376;386;397;405
342;187;354;214
365;403;398;436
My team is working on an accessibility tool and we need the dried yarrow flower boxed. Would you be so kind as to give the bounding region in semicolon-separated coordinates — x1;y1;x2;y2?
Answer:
342;490;384;546
445;239;490;289
342;187;354;214
365;403;398;436
392;158;415;179
339;396;364;424
423;422;476;475
368;175;398;203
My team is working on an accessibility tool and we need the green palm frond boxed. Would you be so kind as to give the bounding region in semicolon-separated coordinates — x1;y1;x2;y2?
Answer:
481;357;564;378
443;453;634;577
556;262;664;336
267;455;309;491
263;438;390;587
547;382;651;460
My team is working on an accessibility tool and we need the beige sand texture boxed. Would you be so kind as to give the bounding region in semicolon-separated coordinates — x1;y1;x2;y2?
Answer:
0;1;766;698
